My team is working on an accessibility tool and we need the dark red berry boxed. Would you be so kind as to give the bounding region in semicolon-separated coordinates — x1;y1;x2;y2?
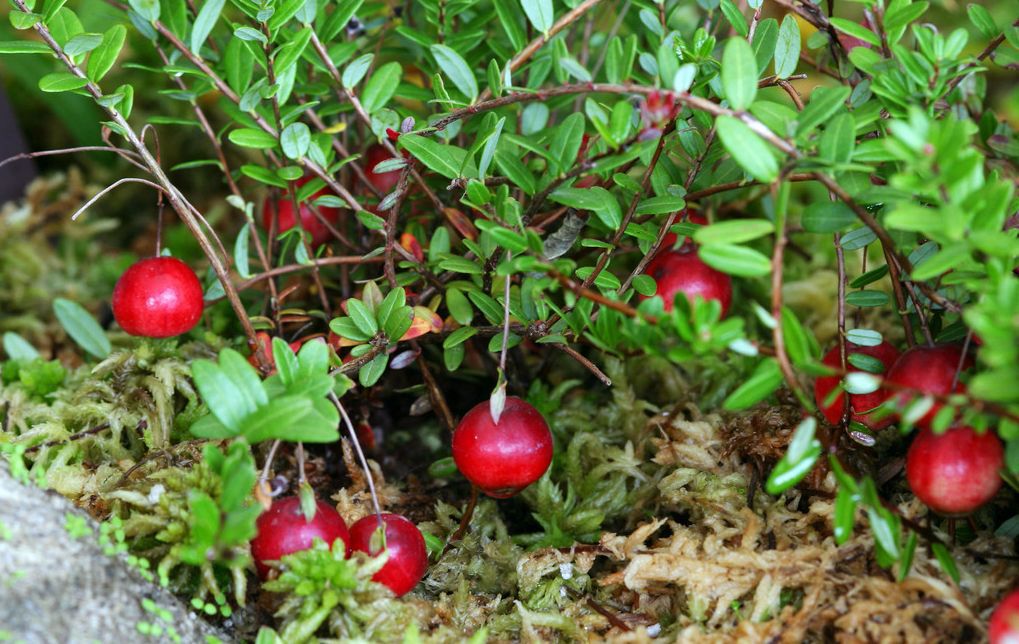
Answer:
451;396;553;498
365;144;401;194
261;175;341;248
814;340;899;429
111;257;203;338
349;513;428;597
641;249;733;317
905;426;1003;516
250;497;350;579
990;588;1019;644
885;344;973;427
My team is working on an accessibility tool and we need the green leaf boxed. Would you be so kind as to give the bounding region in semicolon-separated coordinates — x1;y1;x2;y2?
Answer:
845;290;889;307
229;128;278;149
766;417;822;494
342;53;373;89
2;332;40;361
39;72;88;93
635;195;686;215
695;220;773;245
829;18;880;48
723;358;782;410
243;395;310;442
360;61;402;113
802;201;856;233
273;27;312;74
797;87;851;139
438;257;483;274
191;356;253;432
399;134;473;179
833;485;856;545
430;44;477;103
9;11;42;30
520;0;553;34
967;4;997;39
346;298;378;336
280;122;311;159
698;243;772;277
443;326;478;349
128;0;161;22
64;33;102;57
189;0;224;53
446;289;473;325
550;187;621;230
819;112;855;164
774;14;800;79
477;117;505;180
721;37;758;111
492;0;526;51
0;40;52;54
715;115;778;183
53;298;110;358
358;352;389;387
720;0;748;37
86;25;126;82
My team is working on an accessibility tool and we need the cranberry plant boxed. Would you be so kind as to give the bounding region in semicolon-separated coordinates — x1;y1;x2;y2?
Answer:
2;0;1018;605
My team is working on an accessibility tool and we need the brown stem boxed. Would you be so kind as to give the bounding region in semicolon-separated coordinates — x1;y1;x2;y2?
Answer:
553;343;612;386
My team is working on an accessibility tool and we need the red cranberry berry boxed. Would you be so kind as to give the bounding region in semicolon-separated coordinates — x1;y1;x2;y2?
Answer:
349;513;428;597
111;257;204;338
250;496;350;579
641;249;733;317
885;344;973;427
990;588;1019;644
905;426;1003;516
451;396;553;498
814;340;899;429
365;144;402;194
261;175;341;248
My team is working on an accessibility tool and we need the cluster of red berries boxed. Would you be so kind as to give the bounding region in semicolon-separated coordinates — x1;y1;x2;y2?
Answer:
813;341;1003;516
250;497;428;597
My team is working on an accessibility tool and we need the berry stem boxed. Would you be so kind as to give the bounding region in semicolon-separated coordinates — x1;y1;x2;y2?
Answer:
330;393;383;522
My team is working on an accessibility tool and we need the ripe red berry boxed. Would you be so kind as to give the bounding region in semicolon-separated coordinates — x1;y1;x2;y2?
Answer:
111;257;204;338
642;249;733;317
990;588;1019;644
250;496;350;579
814;340;900;429
365;143;401;194
451;396;553;498
349;513;428;597
905;426;1003;516
261;175;341;248
885;344;973;427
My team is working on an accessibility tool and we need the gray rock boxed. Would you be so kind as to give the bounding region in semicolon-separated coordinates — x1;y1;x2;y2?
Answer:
0;461;229;644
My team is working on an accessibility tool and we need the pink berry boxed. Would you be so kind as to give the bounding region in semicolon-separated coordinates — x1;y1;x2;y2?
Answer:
349;513;428;597
112;257;203;338
451;397;553;498
262;175;342;248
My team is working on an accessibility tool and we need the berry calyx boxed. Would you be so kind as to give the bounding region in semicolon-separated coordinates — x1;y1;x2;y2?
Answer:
261;175;341;248
348;513;428;597
365;143;402;194
642;249;733;317
885;344;973;427
814;340;900;429
905;426;1003;516
111;257;204;338
990;588;1019;644
451;396;553;498
250;496;350;579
